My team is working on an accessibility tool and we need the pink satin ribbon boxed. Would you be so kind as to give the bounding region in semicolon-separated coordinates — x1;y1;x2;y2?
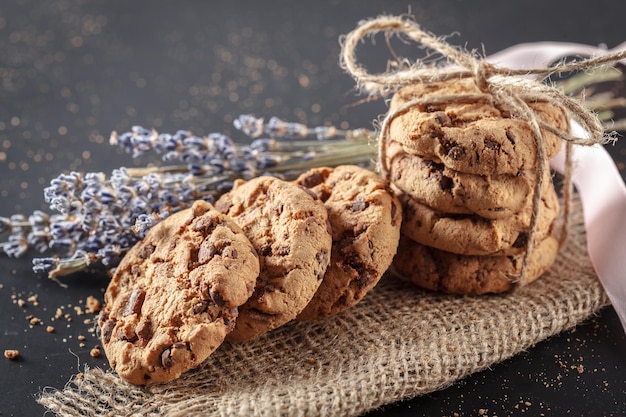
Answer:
487;42;626;332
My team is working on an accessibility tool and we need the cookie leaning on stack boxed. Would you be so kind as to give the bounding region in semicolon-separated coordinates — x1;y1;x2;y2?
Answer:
294;165;402;320
385;79;567;295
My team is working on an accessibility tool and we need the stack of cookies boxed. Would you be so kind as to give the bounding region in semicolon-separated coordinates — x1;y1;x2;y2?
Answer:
386;79;568;295
97;165;402;385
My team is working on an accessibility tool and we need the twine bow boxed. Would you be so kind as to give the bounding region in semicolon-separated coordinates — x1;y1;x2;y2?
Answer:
340;15;626;286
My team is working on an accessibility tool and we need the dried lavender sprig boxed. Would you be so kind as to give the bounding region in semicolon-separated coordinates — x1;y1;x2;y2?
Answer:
110;117;375;173
233;114;375;141
110;126;260;176
131;140;377;184
110;126;240;166
110;120;376;179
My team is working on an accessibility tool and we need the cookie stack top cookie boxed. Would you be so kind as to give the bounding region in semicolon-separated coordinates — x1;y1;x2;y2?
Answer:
387;78;566;176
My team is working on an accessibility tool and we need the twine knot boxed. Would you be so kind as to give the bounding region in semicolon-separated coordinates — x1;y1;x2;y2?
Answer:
471;60;495;93
340;14;626;286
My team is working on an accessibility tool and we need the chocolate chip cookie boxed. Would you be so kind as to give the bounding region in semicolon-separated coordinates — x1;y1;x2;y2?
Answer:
397;180;560;256
215;176;332;341
388;78;567;176
385;140;552;219
293;166;402;320
392;234;559;294
98;200;260;385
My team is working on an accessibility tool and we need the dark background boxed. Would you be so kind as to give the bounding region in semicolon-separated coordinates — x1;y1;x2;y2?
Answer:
1;1;625;416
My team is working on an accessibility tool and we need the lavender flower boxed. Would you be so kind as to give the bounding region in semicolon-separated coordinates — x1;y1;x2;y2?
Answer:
265;116;308;138
1;234;28;258
232;114;264;138
0;213;54;258
133;213;161;239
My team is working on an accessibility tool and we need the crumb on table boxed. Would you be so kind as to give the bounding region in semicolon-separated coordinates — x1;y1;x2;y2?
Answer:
4;349;20;360
85;295;102;314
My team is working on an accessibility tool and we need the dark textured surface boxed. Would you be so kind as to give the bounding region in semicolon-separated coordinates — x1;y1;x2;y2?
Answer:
0;1;625;416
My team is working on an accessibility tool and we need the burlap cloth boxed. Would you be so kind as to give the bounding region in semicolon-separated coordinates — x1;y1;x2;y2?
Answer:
38;195;609;417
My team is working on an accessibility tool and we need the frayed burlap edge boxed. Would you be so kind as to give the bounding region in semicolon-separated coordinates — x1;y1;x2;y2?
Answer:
37;195;609;417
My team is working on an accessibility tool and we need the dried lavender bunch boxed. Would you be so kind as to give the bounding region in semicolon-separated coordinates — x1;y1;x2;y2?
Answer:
0;116;375;278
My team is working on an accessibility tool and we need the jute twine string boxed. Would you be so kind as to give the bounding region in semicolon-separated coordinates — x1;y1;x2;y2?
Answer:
340;15;626;285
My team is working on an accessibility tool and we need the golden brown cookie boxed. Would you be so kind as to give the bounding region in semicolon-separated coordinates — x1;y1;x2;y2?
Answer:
214;176;332;341
98;200;260;385
388;78;567;176
293;165;402;320
397;180;560;256
385;140;553;219
392;234;559;295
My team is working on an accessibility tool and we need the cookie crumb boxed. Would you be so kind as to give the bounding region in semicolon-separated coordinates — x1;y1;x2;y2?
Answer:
90;348;101;357
28;294;39;306
4;349;20;360
46;325;55;333
17;299;26;308
85;296;101;313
